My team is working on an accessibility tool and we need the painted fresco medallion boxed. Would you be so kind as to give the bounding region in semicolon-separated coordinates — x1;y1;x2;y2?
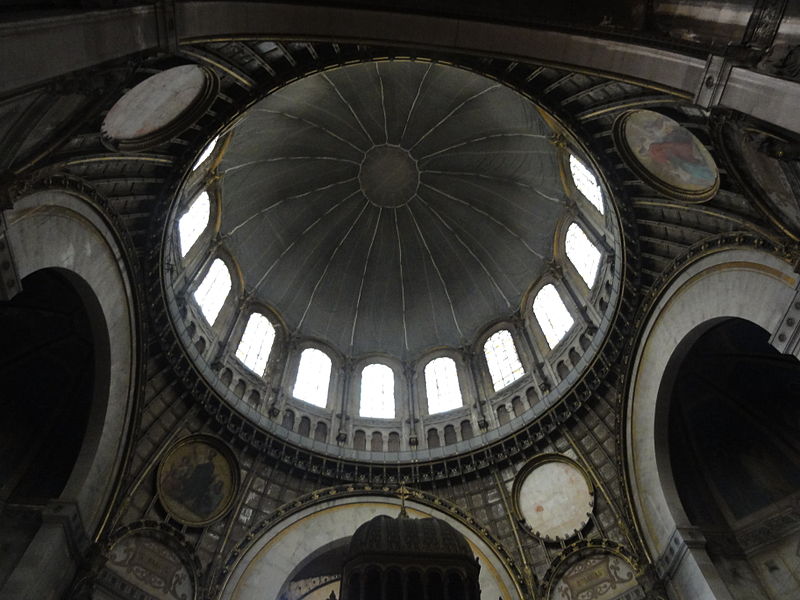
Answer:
551;553;639;600
615;109;719;202
102;65;217;151
157;435;239;526
514;456;593;541
107;532;195;600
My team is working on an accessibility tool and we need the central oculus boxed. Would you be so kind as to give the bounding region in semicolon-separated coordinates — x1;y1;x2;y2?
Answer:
359;145;419;208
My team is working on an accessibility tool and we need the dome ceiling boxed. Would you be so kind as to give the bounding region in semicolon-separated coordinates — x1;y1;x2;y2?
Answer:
218;60;567;359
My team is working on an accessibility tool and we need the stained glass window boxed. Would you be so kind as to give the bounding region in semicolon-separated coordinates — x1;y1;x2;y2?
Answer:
360;363;395;418
293;348;332;408
425;357;463;414
193;258;231;325
484;330;524;391
235;313;275;374
533;284;574;348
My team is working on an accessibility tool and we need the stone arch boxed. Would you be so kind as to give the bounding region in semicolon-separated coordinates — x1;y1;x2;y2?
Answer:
627;247;799;600
1;189;137;598
220;495;518;600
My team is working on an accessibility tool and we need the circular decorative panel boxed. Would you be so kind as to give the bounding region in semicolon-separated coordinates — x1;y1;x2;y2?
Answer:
102;65;217;151
107;532;196;600
550;553;638;600
514;457;593;541
615;109;718;201
157;435;239;526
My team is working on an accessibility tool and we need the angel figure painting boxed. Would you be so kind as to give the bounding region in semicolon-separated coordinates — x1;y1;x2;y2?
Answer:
621;109;718;198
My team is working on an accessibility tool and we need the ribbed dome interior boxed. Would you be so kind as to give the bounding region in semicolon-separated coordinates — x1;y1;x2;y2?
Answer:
218;60;567;359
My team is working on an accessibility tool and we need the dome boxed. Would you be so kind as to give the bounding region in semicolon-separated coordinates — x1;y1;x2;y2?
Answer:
217;60;564;359
348;514;473;560
165;55;622;459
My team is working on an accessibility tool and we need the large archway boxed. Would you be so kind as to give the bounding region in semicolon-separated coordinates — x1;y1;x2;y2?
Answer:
0;269;97;585
626;247;800;600
220;494;519;600
667;318;800;599
0;190;138;599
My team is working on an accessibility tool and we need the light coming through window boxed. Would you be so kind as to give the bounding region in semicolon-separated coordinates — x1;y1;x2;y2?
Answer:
178;191;210;257
235;313;275;375
293;348;332;408
360;363;395;418
425;357;463;414
533;284;574;348
569;154;604;214
565;223;601;288
484;330;524;391
193;258;231;326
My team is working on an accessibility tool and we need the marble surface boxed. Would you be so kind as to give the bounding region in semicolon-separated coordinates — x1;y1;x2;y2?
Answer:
517;459;593;540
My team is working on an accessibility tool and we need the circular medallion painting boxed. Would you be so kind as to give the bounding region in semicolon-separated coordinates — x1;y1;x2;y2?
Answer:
514;457;593;541
615;109;719;201
157;436;238;526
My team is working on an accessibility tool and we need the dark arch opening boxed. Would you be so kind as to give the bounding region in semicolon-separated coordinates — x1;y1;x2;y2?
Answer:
668;318;800;598
0;269;96;580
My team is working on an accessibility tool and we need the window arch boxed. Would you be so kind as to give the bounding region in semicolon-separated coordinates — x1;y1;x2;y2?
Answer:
565;222;601;288
178;191;210;257
359;363;395;418
293;347;332;408
193;258;231;326
569;154;604;214
533;284;574;348
424;357;463;414
483;329;524;391
235;312;275;375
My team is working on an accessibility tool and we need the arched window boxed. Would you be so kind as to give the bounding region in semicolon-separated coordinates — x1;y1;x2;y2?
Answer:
533;284;574;348
427;428;440;448
293;348;332;408
178;191;210;257
565;223;601;288
483;329;524;391
497;404;510;425
424;357;463;414
191;135;220;171
360;363;395;418
282;409;295;430
193;258;231;326
235;313;275;375
443;424;457;445
354;430;366;451
569;154;604;214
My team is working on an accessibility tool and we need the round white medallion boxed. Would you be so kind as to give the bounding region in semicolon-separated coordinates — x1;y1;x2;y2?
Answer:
516;458;593;540
103;65;208;145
